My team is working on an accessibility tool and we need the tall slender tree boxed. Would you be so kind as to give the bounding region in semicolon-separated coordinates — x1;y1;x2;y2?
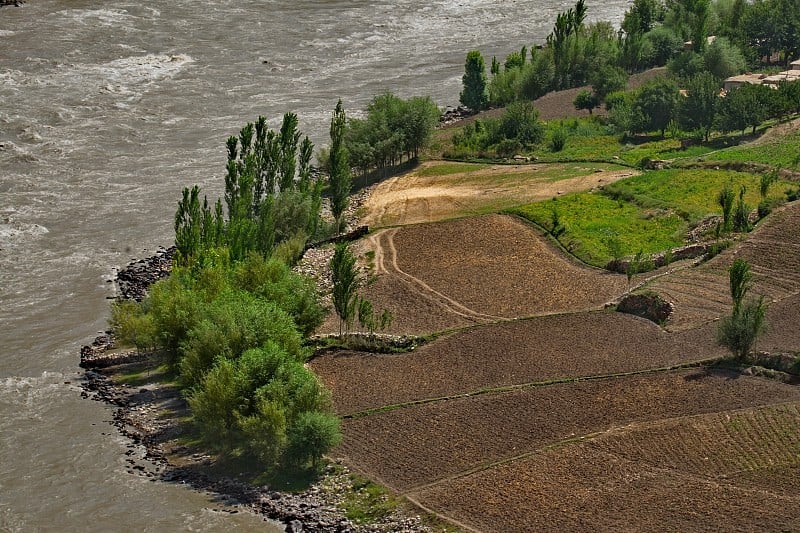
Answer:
328;100;351;233
460;50;488;111
331;242;359;336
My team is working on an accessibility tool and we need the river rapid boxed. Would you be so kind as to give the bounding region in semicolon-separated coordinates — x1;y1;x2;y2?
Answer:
0;1;627;530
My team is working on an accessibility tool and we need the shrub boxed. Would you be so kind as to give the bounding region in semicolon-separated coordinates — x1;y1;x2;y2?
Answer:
238;396;288;466
188;358;243;453
495;138;523;158
285;411;342;469
549;126;568;152
110;300;157;353
757;200;771;219
717;296;768;361
732;186;750;232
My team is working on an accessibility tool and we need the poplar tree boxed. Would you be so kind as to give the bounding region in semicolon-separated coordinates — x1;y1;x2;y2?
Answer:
328;100;351;233
460;50;488;111
331;242;359;336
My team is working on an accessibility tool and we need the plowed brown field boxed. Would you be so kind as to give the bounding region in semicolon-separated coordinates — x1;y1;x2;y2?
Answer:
350;215;628;334
320;148;800;530
311;312;726;416
413;402;800;532
336;370;800;492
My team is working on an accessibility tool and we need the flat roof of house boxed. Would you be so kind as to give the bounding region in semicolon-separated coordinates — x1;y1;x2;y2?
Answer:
763;72;800;83
723;74;766;84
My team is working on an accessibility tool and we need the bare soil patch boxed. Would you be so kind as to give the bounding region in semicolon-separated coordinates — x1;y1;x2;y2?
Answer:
311;312;725;416
355;215;628;330
442;68;668;127
414;402;800;532
334;369;800;492
362;164;637;227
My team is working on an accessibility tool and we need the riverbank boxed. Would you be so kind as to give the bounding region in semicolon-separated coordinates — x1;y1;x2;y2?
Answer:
80;344;434;532
79;185;439;532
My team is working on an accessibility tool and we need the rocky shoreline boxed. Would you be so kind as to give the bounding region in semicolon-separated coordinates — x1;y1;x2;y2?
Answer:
81;350;432;532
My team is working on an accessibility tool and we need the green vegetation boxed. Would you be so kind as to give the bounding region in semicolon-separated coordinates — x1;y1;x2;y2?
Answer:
331;242;360;335
704;128;800;168
603;169;785;222
512;193;684;266
717;259;768;360
341;475;400;524
510;168;788;266
329;100;351;233
331;242;393;339
461;50;489;111
341;93;440;179
448;101;544;158
111;113;345;476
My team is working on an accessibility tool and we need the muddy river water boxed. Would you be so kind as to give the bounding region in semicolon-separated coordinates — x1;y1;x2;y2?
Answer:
0;1;627;529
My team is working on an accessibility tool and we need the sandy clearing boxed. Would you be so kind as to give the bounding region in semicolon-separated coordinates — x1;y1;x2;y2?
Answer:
362;163;638;227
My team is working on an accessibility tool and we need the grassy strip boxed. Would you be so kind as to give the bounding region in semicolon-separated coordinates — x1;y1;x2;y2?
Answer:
510;192;686;266
510;168;791;266
342;357;722;420
702;128;800;168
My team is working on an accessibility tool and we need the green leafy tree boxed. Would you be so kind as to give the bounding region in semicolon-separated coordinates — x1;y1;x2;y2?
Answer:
633;77;680;136
678;72;720;141
718;183;735;231
328;100;351;233
733;185;751;232
331;242;360;335
589;65;629;104
574;89;600;114
717;84;769;135
285;411;342;469
703;37;746;80
643;26;683;66
728;257;753;312
399;96;440;159
717;258;767;360
496;101;544;146
717;295;768;360
622;0;664;36
460;50;489;111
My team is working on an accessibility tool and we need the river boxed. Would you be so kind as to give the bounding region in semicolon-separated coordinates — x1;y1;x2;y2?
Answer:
0;1;627;530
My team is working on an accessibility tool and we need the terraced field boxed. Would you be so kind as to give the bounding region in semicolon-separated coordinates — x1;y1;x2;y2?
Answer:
352;215;628;334
647;201;800;332
319;151;800;530
337;370;800;492
412;402;800;531
311;312;725;415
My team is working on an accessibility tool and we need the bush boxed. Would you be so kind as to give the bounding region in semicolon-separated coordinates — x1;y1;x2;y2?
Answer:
238;396;288;466
549;126;569;152
497;101;544;146
188;359;243;453
110;300;157;353
285;411;342;469
757;200;771;219
717;296;768;361
178;290;303;387
495;138;523;158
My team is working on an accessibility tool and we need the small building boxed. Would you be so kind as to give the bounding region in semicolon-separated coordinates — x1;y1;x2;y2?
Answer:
790;59;800;71
763;69;800;86
723;73;767;92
